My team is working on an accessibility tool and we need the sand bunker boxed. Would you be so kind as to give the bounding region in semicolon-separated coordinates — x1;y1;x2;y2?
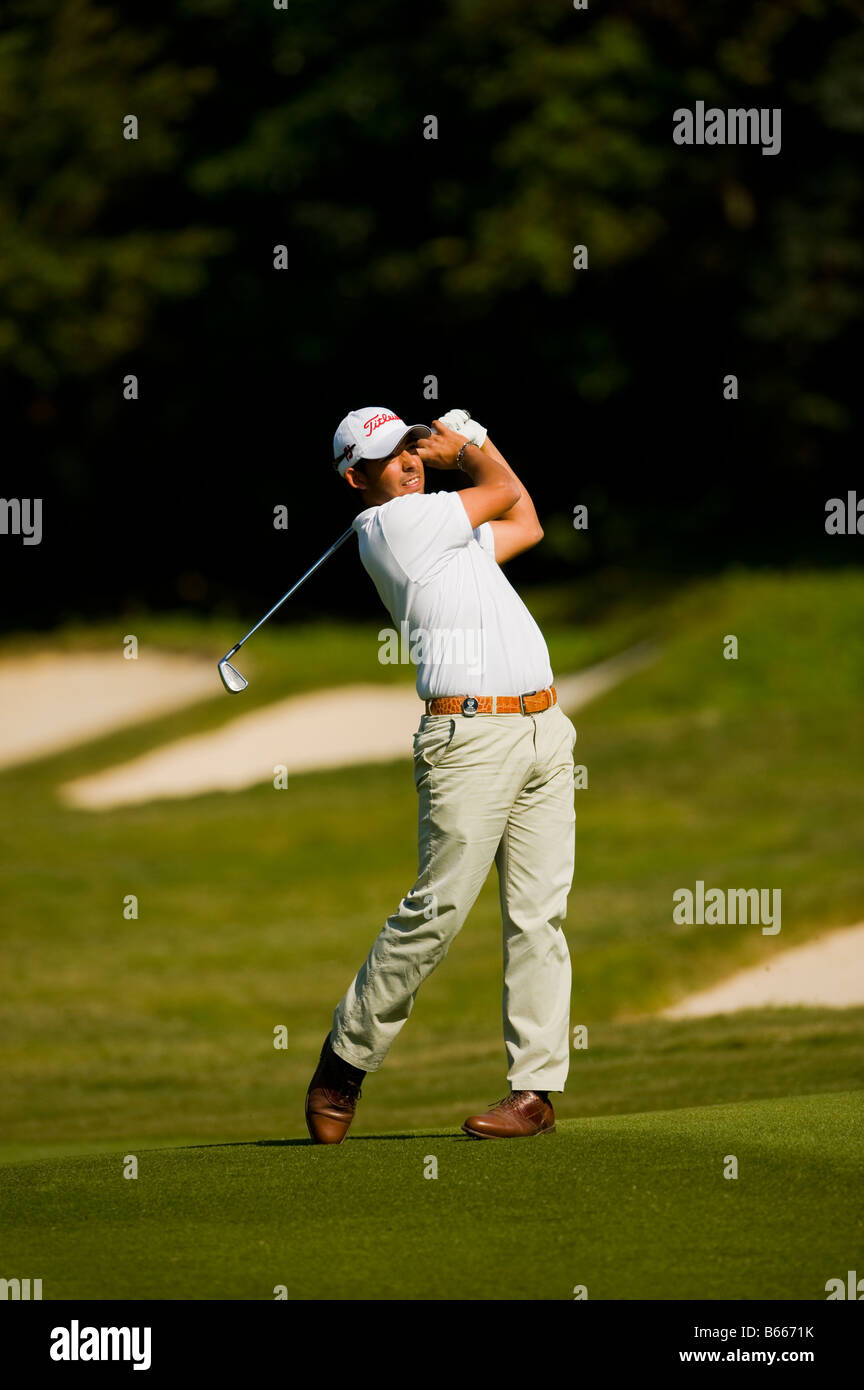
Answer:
12;643;860;1014
59;644;658;810
661;923;864;1016
0;651;217;771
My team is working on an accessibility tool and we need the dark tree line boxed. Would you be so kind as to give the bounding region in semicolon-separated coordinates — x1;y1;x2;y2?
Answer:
2;0;861;628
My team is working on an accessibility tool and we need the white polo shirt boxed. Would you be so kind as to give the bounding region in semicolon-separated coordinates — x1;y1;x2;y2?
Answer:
352;490;554;699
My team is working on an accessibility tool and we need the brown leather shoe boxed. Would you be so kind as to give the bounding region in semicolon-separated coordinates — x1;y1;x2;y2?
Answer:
305;1034;365;1145
462;1090;555;1139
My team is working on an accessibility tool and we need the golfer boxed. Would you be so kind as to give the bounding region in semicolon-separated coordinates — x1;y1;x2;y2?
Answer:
306;406;577;1141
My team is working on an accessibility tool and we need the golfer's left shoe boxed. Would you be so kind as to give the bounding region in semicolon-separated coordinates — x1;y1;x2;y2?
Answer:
462;1090;555;1139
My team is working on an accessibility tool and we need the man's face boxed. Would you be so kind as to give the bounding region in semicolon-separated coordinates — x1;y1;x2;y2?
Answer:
345;441;424;506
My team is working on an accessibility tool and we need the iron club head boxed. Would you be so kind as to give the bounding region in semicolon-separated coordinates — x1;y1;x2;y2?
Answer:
218;657;248;693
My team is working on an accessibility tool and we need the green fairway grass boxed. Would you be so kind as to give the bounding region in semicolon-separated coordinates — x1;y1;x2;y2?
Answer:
0;1008;862;1162
2;1090;861;1300
1;569;863;1155
2;568;862;1300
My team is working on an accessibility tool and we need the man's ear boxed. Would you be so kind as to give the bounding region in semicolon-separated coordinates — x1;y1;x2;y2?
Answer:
344;465;367;492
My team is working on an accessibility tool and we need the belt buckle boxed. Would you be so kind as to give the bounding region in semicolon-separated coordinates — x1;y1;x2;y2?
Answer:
519;690;537;715
461;696;479;717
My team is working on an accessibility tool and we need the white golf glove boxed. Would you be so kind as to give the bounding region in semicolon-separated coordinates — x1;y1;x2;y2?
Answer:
437;407;488;449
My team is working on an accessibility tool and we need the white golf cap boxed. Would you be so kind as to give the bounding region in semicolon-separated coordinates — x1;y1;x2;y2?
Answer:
333;406;431;476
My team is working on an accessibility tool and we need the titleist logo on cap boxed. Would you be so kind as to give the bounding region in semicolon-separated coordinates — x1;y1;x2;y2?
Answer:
363;411;400;436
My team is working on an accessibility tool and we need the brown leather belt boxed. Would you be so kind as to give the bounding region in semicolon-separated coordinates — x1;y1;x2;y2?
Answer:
424;686;557;717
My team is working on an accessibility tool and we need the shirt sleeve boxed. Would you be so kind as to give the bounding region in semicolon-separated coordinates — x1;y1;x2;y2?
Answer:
474;521;496;559
378;491;474;585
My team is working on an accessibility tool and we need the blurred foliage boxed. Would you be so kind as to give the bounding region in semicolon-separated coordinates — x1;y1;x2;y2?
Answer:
1;0;862;623
0;0;229;383
2;0;862;382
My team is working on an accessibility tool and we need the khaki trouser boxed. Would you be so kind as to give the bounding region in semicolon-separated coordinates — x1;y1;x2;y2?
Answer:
330;701;577;1091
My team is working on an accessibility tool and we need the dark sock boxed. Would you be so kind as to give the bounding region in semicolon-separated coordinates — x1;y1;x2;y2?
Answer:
328;1038;366;1081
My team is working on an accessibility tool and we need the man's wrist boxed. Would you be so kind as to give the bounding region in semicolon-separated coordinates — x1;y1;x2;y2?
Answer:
455;442;485;474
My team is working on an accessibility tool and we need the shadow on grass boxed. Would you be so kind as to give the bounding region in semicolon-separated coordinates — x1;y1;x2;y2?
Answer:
167;1132;469;1150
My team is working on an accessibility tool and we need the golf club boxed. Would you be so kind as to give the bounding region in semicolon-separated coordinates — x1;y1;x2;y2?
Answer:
218;526;355;692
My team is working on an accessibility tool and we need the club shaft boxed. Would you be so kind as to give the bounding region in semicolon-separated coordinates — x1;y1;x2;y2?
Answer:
231;526;354;653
